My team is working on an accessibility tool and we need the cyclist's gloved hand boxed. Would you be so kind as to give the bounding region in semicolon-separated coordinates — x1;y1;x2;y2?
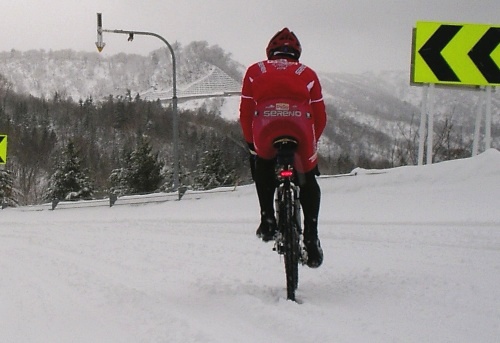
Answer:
248;142;257;156
247;142;257;181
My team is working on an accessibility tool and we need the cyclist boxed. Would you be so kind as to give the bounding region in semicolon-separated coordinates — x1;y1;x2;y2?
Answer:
239;28;327;268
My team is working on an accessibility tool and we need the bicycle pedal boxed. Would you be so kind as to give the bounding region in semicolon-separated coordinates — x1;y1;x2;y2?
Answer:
273;243;285;254
299;243;308;264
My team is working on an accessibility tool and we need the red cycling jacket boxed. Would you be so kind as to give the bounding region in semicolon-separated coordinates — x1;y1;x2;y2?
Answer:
239;57;327;173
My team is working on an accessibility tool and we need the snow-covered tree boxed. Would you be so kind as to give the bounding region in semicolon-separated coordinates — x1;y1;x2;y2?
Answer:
109;136;164;195
45;141;93;201
161;162;190;193
193;148;237;190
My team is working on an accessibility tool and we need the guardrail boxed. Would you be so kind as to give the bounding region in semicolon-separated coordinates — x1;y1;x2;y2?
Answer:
14;186;238;212
5;170;389;212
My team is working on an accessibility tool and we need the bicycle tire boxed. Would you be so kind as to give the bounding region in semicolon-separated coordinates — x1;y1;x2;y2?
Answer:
279;184;300;301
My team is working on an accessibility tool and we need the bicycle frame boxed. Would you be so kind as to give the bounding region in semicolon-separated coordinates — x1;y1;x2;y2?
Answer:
272;137;307;301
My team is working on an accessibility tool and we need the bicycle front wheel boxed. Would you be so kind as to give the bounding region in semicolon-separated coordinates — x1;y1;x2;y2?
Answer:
280;186;300;301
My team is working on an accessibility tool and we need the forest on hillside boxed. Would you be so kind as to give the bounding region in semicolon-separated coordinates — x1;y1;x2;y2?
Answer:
1;71;480;206
0;81;403;206
0;74;250;205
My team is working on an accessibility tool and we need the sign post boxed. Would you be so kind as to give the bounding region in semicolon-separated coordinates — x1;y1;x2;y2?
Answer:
472;88;486;156
412;21;500;162
485;86;493;150
417;85;428;165
426;84;435;165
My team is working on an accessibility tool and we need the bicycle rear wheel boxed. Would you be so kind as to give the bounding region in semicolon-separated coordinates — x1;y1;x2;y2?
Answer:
279;186;300;301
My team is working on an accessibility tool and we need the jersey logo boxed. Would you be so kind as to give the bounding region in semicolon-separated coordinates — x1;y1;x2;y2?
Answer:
269;59;294;70
276;103;289;111
262;102;303;117
295;64;306;75
258;62;267;73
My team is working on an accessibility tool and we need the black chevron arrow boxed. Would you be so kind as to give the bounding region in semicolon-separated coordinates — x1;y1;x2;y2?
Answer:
468;27;500;84
419;25;462;82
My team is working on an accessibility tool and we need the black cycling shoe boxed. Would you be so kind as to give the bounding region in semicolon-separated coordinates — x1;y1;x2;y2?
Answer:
304;238;323;268
256;217;277;242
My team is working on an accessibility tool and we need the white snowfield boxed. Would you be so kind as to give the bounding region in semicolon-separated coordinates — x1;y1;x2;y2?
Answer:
2;149;500;343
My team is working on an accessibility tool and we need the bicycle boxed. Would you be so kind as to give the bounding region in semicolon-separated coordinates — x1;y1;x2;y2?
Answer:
272;137;308;301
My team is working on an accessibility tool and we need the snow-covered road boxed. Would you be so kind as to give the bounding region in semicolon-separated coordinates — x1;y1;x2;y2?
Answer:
2;150;499;342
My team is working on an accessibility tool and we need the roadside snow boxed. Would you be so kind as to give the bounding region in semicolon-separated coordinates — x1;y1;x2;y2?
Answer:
1;149;499;342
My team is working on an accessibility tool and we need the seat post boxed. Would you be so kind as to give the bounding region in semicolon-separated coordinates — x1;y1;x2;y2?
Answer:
273;137;298;167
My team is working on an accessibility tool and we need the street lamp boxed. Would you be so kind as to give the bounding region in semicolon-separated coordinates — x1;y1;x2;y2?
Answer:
96;13;180;194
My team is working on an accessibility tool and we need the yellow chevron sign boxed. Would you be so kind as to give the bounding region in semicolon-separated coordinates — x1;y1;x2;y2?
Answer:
412;21;500;86
0;135;7;164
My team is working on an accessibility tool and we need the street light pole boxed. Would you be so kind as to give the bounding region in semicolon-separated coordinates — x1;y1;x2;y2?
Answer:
96;14;180;194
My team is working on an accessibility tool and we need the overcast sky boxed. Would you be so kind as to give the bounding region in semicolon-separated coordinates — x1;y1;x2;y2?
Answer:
1;0;499;74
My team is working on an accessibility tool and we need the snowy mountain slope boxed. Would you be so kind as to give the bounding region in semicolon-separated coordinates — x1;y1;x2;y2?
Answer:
1;48;499;160
0;46;244;102
1;49;497;125
1;149;499;342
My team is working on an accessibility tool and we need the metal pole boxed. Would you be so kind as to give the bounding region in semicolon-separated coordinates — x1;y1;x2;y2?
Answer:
418;85;428;165
472;87;485;156
426;83;435;165
102;29;180;192
485;86;492;150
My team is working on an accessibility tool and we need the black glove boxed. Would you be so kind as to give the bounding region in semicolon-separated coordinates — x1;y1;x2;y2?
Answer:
247;142;256;156
247;143;257;181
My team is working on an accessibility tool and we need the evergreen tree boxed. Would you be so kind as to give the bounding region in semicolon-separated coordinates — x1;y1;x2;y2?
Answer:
45;141;93;201
109;136;164;195
108;151;132;196
0;168;18;207
161;162;190;192
193;148;237;190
